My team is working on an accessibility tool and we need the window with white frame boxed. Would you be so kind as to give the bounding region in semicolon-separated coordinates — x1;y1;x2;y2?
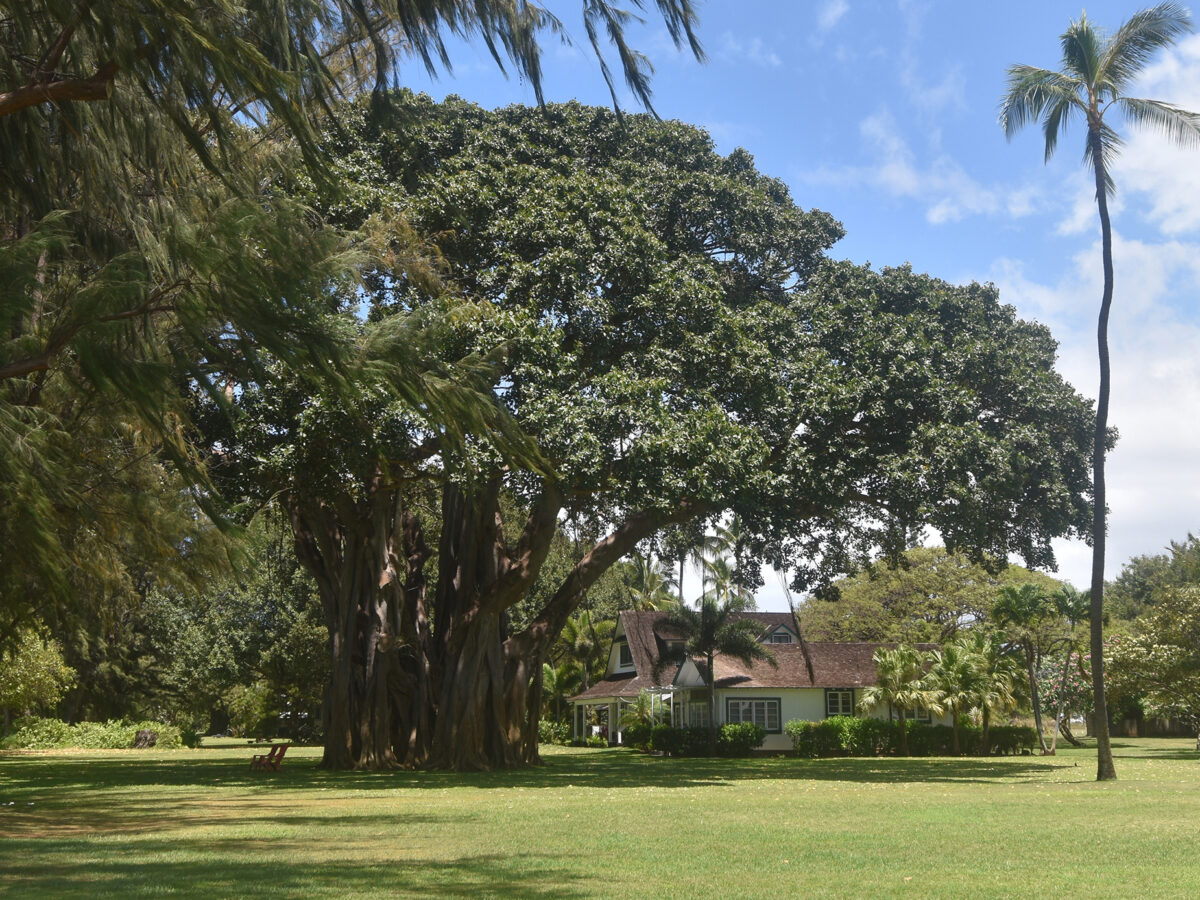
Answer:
825;689;854;717
912;706;931;723
726;698;781;732
689;702;709;726
768;630;794;644
617;641;633;668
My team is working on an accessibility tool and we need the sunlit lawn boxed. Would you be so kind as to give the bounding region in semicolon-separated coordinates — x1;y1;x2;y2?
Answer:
1;737;1197;898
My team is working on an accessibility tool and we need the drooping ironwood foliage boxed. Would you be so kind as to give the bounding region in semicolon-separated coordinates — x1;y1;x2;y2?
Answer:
0;0;703;642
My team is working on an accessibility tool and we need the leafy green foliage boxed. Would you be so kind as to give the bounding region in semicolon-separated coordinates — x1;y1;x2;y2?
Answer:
784;717;1035;758
0;632;75;722
0;717;182;750
1107;534;1200;621
802;547;1064;642
1108;587;1200;739
537;719;570;745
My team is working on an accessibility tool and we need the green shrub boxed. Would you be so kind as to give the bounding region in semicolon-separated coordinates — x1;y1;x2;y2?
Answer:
988;725;1037;755
622;722;652;750
538;719;570;745
719;722;766;756
0;716;71;749
586;734;608;748
649;723;682;755
0;717;182;750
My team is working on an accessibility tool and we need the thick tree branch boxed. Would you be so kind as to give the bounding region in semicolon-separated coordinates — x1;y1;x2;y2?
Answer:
0;61;119;118
480;481;564;615
519;499;708;650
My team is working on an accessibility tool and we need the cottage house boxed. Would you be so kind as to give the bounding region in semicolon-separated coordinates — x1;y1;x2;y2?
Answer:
569;609;941;752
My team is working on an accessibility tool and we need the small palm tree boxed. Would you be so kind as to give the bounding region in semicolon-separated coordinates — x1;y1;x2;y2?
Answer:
857;645;943;756
555;611;614;690
960;630;1024;756
541;660;580;724
992;583;1057;752
929;641;986;755
655;594;777;755
1001;3;1200;781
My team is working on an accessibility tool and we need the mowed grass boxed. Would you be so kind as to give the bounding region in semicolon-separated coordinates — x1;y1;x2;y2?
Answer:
1;738;1197;898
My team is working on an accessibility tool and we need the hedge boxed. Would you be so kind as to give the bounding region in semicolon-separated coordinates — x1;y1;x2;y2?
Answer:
785;717;1037;757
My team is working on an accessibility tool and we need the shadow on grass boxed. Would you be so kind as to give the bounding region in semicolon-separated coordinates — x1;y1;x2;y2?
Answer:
0;845;585;898
0;746;1075;800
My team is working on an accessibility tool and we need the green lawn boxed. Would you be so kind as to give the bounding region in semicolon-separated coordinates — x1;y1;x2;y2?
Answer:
1;738;1197;898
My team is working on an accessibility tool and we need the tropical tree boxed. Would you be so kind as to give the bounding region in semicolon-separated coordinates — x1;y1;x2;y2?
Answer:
655;594;777;755
959;630;1024;756
227;93;1096;771
801;547;1062;643
1001;2;1200;781
625;554;680;611
554;611;615;692
703;556;755;610
857;645;942;756
928;641;986;755
992;582;1060;752
1107;586;1200;749
1044;584;1090;752
540;661;578;724
0;630;75;732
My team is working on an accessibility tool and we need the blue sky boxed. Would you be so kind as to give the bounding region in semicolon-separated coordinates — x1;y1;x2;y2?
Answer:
400;1;1200;602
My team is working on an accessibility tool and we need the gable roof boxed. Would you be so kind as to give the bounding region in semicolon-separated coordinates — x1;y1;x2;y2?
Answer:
570;610;934;701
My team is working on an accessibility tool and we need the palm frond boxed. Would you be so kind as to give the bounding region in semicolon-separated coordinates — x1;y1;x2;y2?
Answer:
1101;3;1194;92
999;66;1084;141
1119;96;1200;148
1041;95;1075;162
1061;13;1104;84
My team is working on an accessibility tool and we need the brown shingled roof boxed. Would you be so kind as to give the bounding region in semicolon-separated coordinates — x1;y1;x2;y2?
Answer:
567;610;936;701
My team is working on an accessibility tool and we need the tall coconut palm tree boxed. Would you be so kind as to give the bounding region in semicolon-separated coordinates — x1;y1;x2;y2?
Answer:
626;553;679;611
857;645;943;757
1001;3;1200;781
655;594;777;755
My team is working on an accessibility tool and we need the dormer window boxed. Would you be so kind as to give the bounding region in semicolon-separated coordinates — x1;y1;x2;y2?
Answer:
766;629;794;644
618;642;633;667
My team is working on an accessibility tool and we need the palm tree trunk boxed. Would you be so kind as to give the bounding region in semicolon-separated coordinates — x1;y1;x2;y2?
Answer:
1089;127;1118;781
981;705;991;757
1025;646;1048;753
897;709;908;756
707;651;717;757
952;712;960;756
1048;646;1074;755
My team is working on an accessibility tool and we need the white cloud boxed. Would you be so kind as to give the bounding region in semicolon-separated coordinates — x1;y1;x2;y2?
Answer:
1051;35;1200;238
718;32;782;69
807;108;1038;225
817;0;849;33
988;230;1200;587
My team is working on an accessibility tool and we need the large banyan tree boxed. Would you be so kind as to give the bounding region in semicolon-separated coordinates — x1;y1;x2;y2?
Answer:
206;94;1096;770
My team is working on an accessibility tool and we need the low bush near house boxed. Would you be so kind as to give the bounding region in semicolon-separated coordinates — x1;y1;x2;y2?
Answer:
538;720;570;745
622;723;652;749
785;717;1037;757
719;722;766;756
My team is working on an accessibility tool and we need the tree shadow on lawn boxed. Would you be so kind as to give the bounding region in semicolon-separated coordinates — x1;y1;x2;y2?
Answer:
0;748;1075;800
0;843;585;899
